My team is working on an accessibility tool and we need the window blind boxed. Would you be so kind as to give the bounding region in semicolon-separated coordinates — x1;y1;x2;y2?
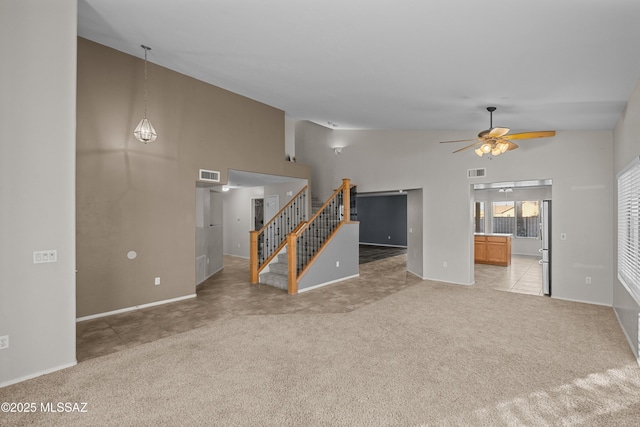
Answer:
618;156;640;301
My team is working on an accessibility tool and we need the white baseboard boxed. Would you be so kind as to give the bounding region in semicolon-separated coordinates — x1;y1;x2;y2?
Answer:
406;269;426;280
550;295;611;307
422;275;474;286
359;242;407;248
613;307;640;365
76;294;197;322
1;360;77;388
298;274;360;293
223;253;249;260
197;266;223;286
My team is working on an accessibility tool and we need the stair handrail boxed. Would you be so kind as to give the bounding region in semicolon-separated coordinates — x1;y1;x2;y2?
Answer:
286;178;351;294
250;185;308;283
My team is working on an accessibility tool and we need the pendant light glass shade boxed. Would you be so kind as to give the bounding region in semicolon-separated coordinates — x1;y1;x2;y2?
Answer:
134;117;157;143
134;45;157;143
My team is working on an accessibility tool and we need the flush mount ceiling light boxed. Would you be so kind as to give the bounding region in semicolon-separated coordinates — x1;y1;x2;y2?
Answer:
334;147;343;156
133;45;158;143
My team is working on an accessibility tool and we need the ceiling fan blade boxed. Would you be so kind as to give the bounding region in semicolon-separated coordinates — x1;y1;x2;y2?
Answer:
439;138;475;144
453;140;482;153
506;141;519;151
489;127;510;137
502;131;556;140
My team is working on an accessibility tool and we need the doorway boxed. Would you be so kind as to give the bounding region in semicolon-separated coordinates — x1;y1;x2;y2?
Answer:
252;198;264;231
472;180;552;296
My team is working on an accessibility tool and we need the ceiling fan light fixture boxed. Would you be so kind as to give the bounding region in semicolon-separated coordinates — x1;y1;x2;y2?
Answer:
475;148;483;157
481;143;492;154
491;147;502;156
498;142;509;153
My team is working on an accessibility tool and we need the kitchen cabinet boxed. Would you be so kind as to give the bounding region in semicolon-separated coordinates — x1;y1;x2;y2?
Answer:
474;234;511;266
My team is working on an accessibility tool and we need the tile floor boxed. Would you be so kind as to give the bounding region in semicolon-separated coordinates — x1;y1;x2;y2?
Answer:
76;252;420;362
76;251;543;363
359;244;407;264
473;254;544;296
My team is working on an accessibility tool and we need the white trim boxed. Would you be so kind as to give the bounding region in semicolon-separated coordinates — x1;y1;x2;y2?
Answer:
76;294;197;322
406;269;426;280
550;295;611;307
359;242;408;248
297;274;359;293
223;253;249;259
422;276;474;286
616;155;640;179
0;360;77;388
618;273;640;306
613;307;640;364
197;266;223;286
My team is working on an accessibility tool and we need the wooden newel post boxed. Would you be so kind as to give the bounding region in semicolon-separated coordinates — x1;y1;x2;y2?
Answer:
287;233;298;295
342;178;351;222
250;230;258;284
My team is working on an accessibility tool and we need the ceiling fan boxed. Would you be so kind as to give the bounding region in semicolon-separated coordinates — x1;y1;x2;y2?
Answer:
440;107;556;157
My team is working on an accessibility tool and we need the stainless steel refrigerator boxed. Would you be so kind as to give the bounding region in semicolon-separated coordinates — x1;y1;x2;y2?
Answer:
539;200;551;295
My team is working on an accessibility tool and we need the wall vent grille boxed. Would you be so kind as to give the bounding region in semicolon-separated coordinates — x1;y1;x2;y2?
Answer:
467;168;486;178
199;169;220;182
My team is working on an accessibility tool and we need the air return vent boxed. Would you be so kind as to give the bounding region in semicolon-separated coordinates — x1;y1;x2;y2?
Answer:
467;168;486;178
199;169;220;182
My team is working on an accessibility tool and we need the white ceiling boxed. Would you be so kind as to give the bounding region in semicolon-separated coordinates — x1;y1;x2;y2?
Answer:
78;0;640;132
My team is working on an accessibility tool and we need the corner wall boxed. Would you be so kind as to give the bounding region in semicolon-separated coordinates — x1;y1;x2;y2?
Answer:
0;0;77;386
613;78;640;360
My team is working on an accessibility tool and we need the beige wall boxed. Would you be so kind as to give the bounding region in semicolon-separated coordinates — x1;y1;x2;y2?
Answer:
76;39;309;317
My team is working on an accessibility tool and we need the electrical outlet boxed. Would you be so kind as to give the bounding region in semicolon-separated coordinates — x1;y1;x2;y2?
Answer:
336;261;340;267
0;335;9;350
585;276;591;284
154;277;161;285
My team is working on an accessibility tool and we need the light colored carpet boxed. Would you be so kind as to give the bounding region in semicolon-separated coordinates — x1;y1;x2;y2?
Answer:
2;261;640;426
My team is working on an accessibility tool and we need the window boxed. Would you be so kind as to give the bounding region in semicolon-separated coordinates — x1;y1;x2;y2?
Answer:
516;201;540;238
474;202;485;233
618;157;640;301
492;201;514;234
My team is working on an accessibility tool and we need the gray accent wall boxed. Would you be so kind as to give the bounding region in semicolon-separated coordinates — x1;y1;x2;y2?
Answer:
298;223;359;291
357;194;407;246
0;0;77;386
613;78;640;361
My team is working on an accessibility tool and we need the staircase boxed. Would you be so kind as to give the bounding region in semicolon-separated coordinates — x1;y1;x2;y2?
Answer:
250;178;354;294
258;252;288;290
311;196;324;215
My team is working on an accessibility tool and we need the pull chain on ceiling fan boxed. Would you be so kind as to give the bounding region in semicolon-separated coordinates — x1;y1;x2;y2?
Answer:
440;107;556;157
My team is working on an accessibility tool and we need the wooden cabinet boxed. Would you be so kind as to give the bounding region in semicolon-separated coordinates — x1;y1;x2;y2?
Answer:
474;234;511;266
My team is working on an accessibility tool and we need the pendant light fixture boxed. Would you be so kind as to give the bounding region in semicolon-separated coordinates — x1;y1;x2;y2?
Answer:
133;45;157;143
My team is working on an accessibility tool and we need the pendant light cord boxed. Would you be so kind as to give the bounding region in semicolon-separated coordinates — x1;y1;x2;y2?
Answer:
141;45;151;119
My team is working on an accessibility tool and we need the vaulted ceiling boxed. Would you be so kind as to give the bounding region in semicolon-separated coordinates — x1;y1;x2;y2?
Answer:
78;0;640;131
